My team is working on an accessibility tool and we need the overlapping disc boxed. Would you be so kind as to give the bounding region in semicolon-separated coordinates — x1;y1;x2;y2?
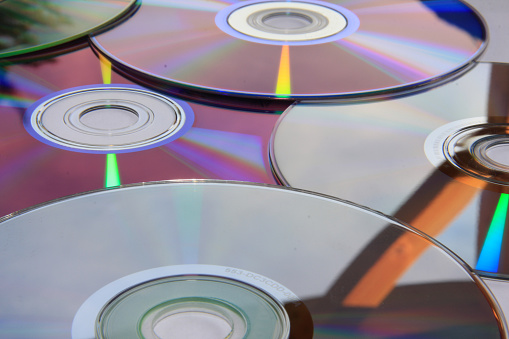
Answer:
0;0;137;58
90;0;486;99
0;47;278;217
270;62;509;278
0;181;505;338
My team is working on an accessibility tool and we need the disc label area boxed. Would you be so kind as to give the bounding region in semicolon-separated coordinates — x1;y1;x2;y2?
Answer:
91;0;486;98
0;181;504;338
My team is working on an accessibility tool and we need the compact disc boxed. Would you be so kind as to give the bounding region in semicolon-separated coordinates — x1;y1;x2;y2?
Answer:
0;0;137;58
0;47;278;217
0;181;505;338
270;62;509;278
90;0;486;99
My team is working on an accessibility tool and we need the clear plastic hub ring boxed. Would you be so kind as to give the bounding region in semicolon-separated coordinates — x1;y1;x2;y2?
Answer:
23;85;194;154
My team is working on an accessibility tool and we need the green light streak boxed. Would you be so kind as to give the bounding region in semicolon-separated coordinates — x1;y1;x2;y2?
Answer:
476;193;509;272
104;154;121;188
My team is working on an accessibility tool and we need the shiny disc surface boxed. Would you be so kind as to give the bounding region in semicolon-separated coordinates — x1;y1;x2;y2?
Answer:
90;0;486;99
0;47;278;217
270;62;509;278
0;0;137;58
0;181;505;338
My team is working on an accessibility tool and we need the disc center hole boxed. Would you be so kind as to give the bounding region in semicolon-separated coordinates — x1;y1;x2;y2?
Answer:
79;105;139;131
154;311;233;339
486;141;509;167
262;11;313;30
139;298;247;339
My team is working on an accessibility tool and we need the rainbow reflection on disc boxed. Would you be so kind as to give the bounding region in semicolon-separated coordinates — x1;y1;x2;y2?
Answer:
0;47;278;217
91;0;486;99
0;181;505;338
269;62;509;278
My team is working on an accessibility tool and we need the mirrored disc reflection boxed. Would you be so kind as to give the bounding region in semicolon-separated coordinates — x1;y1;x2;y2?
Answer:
270;62;509;278
0;181;504;338
91;0;486;98
0;47;278;217
0;0;137;58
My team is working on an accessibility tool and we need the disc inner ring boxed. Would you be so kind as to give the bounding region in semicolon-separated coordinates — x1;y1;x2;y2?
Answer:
471;135;509;172
72;265;303;339
23;85;194;154
141;298;240;339
215;0;359;46
78;104;140;131
65;100;152;136
97;277;289;339
246;8;329;35
425;118;509;186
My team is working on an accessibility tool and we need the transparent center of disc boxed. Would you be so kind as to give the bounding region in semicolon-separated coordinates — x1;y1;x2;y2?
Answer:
142;299;243;339
222;1;349;43
79;105;139;131
262;12;313;30
94;274;291;339
154;311;233;339
486;142;509;166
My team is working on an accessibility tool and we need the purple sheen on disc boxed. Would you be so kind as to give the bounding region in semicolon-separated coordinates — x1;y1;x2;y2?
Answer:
90;0;486;98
